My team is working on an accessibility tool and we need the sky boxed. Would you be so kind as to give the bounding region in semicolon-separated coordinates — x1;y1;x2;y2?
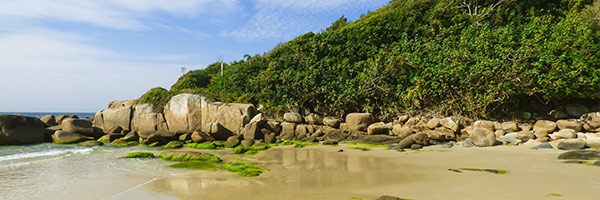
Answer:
0;0;389;112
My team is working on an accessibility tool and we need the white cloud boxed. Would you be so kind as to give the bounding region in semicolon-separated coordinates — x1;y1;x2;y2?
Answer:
0;0;242;30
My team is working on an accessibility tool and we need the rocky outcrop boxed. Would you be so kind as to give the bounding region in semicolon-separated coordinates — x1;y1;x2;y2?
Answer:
202;102;257;135
94;100;134;133
283;112;303;124
62;118;102;138
0;115;46;145
52;130;93;144
131;104;168;133
468;128;497;147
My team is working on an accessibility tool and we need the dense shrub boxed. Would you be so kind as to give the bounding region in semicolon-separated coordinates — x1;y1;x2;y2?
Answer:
136;87;172;111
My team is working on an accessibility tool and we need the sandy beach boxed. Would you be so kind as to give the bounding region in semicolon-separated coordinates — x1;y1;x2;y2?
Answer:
115;145;600;200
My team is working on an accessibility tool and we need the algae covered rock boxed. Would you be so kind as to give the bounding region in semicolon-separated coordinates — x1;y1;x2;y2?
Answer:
123;152;155;158
221;161;264;177
159;151;221;162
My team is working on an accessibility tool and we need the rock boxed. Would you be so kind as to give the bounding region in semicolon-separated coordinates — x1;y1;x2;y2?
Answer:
62;118;103;139
191;131;214;143
304;113;323;125
77;140;104;147
440;117;460;133
499;132;521;144
586;137;600;148
354;135;402;144
426;118;440;129
323;117;343;128
494;130;506;139
98;133;125;143
108;99;135;109
376;195;409;200
159;151;221;162
242;120;267;140
295;124;310;140
549;110;570;119
500;121;519;132
0;115;46;145
140;133;166;145
106;126;124;134
205;122;233;141
473;120;495;131
550;129;577;140
432;127;456;141
122;132;139;142
283;112;303;124
516;131;535;142
163;141;184;149
468;128;497;147
280;122;296;140
594;161;600;166
557;150;600;160
396;115;410;125
519;123;532;131
264;132;276;144
395;136;415;150
411;132;430;146
131;104;167;133
533;120;557;139
345;113;375;132
203;102;257;135
56;114;79;125
225;136;241;148
533;142;553;149
462;138;474;147
241;139;254;148
97;105;132;132
556;119;582;132
403;117;420;127
367;122;389;135
391;125;414;139
411;144;423;150
581;112;600;132
52;130;93;144
557;139;587;150
40;114;57;126
566;103;589;118
163;93;206;133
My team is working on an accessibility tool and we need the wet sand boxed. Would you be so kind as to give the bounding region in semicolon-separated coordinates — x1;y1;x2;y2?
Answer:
118;145;600;200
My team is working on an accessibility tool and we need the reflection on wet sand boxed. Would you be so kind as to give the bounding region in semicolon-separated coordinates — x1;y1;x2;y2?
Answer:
145;146;412;200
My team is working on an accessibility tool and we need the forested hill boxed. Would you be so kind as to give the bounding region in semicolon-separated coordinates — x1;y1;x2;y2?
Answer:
140;0;600;119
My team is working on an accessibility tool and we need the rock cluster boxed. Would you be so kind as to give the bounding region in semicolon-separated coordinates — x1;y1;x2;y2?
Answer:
2;94;600;151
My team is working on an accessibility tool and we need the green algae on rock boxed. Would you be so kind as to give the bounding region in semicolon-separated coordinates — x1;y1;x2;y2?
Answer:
159;151;221;162
221;161;264;177
123;152;155;158
169;161;220;171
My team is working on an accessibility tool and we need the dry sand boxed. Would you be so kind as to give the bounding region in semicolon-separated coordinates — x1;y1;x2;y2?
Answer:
114;145;600;200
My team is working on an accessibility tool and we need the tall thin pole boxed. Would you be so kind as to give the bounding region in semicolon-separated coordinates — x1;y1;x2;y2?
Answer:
220;62;223;77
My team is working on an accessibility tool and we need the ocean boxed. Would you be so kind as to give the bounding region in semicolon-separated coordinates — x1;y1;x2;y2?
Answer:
0;112;96;119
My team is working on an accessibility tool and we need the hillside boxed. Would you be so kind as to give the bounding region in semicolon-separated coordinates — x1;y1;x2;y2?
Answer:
142;0;600;119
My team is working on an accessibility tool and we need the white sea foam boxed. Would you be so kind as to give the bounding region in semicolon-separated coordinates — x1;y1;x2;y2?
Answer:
0;147;93;162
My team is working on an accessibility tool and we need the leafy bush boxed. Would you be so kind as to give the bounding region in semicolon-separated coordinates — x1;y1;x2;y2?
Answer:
136;87;172;111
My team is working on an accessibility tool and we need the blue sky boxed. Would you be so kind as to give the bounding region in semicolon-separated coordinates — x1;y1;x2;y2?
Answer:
0;0;388;112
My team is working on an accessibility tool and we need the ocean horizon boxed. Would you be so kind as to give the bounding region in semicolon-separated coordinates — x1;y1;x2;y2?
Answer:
0;112;96;119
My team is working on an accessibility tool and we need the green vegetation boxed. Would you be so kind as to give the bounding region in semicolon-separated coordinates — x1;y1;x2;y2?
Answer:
111;139;139;147
221;161;265;177
546;193;563;197
136;87;172;111
163;141;184;149
141;0;600;119
450;168;508;174
123;152;155;158
169;161;220;170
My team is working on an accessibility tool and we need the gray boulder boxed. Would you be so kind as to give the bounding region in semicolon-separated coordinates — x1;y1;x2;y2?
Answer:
163;93;206;133
557;150;600;160
581;112;600;132
556;119;582;132
550;129;577;140
323;117;343;128
304;113;323;125
557;139;587;150
565;103;589;118
205;122;232;141
440;117;460;133
367;122;389;135
40;114;57;126
279;122;297;140
62;118;101;138
0;115;46;145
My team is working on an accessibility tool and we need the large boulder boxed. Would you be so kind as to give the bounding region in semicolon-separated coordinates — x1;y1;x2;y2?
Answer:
0;115;46;145
500;121;519;133
304;113;323;125
565;103;589;118
279;122;296;140
52;130;93;144
557;150;600;160
323;117;343;128
242;120;267;140
205;122;233;141
468;128;497;147
550;129;577;140
163;94;206;133
62;118;100;138
440;117;460;133
202;102;257;135
345;113;374;132
131;104;168;133
533;120;557;139
94;105;133;133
